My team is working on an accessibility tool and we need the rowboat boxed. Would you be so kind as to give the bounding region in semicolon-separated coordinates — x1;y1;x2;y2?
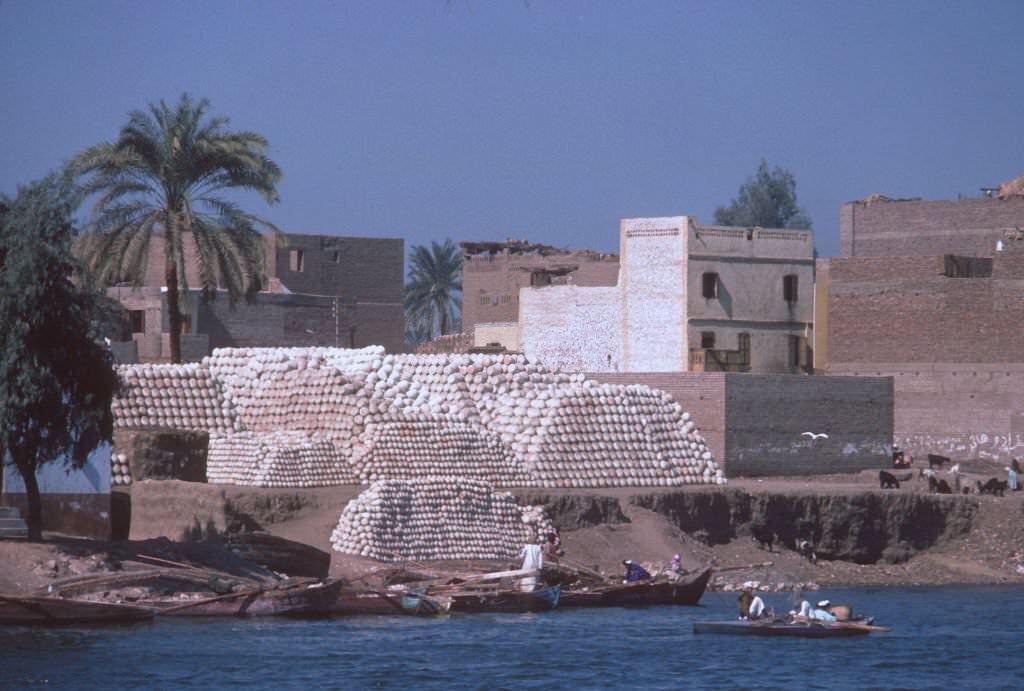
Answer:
156;579;345;617
559;567;712;608
447;584;560;614
693;620;891;638
0;594;154;626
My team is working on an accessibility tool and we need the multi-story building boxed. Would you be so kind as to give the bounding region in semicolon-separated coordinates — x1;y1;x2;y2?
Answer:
817;188;1024;461
100;232;404;361
515;215;815;374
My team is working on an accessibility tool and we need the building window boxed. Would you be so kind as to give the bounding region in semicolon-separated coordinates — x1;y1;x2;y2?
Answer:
289;249;305;272
738;332;750;355
331;251;341;263
702;272;718;299
783;274;798;302
479;295;490;306
129;310;145;334
180;316;191;335
701;332;716;349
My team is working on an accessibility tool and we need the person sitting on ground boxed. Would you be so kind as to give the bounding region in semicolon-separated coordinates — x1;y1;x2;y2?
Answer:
621;559;652;584
810;599;837;622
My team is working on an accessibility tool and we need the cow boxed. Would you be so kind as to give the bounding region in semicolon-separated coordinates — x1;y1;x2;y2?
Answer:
795;539;817;564
879;470;900;489
927;454;951;469
977;478;1008;497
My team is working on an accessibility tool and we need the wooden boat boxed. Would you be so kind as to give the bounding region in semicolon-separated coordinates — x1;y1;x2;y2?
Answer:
0;594;154;626
400;592;451;617
559;567;712;608
328;589;407;616
693;620;890;638
157;579;345;617
446;583;560;614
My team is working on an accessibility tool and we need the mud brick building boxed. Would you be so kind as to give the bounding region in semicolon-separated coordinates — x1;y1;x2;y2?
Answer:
817;191;1024;462
101;232;404;361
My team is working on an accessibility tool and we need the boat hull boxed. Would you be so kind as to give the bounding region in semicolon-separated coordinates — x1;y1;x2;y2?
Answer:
0;595;154;626
693;621;872;638
559;568;711;608
159;579;345;617
448;584;560;613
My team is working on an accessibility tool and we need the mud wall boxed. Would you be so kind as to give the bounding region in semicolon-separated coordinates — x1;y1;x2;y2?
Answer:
630;490;977;564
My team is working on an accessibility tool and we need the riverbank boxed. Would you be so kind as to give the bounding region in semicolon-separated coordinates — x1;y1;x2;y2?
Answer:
2;465;1022;595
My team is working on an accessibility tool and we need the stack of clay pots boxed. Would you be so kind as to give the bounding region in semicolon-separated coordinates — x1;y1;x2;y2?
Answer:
110;452;132;486
351;419;529;486
207;431;358;488
329;478;554;562
113;363;237;433
113;346;724;490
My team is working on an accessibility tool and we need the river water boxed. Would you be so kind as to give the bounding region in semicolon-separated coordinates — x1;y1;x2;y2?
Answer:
2;586;1022;689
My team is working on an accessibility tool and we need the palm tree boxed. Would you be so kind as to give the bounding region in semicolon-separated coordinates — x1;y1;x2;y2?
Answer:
70;93;282;362
404;239;463;346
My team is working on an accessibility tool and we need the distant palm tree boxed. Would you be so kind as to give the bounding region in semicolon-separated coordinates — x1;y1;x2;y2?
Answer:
70;93;282;362
404;239;462;345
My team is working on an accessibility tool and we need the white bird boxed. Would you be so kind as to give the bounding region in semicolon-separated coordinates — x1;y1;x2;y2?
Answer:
801;432;829;440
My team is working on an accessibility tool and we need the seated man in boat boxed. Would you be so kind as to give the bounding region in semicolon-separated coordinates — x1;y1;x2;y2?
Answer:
810;599;838;622
665;554;687;582
738;582;769;620
621;559;652;583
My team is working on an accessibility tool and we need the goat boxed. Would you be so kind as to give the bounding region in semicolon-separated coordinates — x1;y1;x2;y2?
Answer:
929;476;952;494
927;454;951;469
977;478;1008;497
795;539;817;564
879;470;900;489
751;524;774;552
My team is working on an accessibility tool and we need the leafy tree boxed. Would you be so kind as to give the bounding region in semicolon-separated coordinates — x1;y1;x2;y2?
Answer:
404;239;463;346
0;175;120;540
714;160;812;229
70;93;282;363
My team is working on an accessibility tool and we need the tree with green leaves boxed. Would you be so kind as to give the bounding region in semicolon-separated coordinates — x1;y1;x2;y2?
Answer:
404;239;463;346
0;174;120;540
714;160;812;230
70;93;282;363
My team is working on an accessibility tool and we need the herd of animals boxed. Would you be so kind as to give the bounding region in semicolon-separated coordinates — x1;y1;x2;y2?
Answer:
878;453;1013;496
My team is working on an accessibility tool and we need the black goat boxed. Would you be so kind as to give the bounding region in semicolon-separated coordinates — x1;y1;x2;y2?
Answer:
879;470;900;489
977;478;1008;497
928;476;952;494
751;524;774;552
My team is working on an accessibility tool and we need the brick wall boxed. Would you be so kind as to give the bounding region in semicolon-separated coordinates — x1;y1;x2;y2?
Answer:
197;293;403;353
272;234;403;301
824;256;1024;363
724;374;892;477
840;196;1024;258
588;372;891;477
829;363;1024;462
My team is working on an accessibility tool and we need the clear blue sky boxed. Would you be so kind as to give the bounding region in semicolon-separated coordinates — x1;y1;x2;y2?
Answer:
3;0;1023;258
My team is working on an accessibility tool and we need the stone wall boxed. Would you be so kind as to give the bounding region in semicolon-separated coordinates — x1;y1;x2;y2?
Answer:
840;196;1024;258
271;234;404;301
520;286;621;372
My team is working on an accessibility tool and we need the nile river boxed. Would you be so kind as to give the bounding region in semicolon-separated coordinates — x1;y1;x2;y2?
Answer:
2;586;1022;689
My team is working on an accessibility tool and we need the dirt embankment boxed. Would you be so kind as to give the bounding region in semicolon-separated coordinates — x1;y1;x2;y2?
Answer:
5;473;1022;595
